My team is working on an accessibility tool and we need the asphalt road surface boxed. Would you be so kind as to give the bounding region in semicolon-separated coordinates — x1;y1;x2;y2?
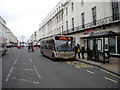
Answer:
2;47;120;88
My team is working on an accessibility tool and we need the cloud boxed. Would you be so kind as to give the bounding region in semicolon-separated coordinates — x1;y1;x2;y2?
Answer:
0;0;60;41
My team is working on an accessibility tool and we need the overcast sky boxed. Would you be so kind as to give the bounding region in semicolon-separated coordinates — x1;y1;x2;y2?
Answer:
0;0;60;42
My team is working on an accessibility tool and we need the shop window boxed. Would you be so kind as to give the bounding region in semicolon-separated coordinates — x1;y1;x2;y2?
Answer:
84;39;87;49
97;39;102;51
89;39;93;50
109;36;116;53
117;36;120;54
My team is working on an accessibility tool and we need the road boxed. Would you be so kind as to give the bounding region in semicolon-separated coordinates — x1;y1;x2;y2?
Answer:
2;47;119;88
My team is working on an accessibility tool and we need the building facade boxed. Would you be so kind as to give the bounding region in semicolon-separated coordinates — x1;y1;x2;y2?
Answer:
0;16;7;40
62;0;120;57
38;0;64;39
6;28;18;47
29;0;120;57
0;16;18;47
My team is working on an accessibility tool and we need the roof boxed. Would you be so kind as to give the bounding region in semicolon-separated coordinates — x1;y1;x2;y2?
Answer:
88;31;117;38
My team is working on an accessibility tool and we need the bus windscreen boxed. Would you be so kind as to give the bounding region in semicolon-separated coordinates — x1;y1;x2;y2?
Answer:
55;40;75;51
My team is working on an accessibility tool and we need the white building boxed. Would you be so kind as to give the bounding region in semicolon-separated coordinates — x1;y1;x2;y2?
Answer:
6;28;18;47
0;16;7;40
62;0;120;57
0;16;18;47
29;0;120;58
38;0;64;39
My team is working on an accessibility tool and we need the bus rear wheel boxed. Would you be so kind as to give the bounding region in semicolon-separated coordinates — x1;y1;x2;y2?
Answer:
52;54;56;61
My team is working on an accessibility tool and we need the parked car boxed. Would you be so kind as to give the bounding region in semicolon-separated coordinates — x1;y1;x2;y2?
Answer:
17;46;22;49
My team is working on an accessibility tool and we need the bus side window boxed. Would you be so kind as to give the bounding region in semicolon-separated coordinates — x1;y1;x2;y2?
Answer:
49;39;54;50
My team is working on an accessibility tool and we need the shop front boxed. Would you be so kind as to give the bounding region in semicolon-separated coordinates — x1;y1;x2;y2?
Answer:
86;31;119;64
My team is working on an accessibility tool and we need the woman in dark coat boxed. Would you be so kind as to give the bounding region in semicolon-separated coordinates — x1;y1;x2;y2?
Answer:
81;45;85;59
77;43;81;59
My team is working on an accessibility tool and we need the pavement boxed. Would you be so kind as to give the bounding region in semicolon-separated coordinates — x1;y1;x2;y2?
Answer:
76;54;120;76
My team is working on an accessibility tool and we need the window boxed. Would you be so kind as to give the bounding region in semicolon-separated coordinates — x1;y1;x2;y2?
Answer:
71;3;74;12
81;12;85;28
57;17;58;23
59;15;61;22
117;36;120;54
109;36;116;53
97;39;102;51
89;39;93;50
59;27;61;33
92;6;97;25
112;1;119;21
62;26;63;33
72;18;74;31
57;28;59;33
59;6;60;10
81;0;84;6
66;7;68;16
61;13;63;21
66;21;68;31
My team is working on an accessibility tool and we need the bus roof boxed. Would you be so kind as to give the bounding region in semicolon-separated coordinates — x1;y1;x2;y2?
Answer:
39;35;73;41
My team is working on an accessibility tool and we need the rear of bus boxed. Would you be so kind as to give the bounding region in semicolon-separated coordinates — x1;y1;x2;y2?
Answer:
53;36;76;60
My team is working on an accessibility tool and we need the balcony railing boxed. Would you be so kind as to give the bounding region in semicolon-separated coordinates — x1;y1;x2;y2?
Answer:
63;14;120;34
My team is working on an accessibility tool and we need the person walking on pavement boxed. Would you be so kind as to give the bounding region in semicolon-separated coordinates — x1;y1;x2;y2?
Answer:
81;45;85;59
77;43;81;59
75;45;78;58
31;46;34;52
28;46;30;52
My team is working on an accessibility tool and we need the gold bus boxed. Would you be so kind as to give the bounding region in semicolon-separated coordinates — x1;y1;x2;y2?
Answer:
40;35;76;60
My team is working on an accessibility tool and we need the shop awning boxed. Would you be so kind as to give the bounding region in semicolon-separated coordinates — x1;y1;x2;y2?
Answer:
88;31;117;38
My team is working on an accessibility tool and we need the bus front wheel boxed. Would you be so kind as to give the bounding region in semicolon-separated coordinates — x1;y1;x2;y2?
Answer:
52;54;56;61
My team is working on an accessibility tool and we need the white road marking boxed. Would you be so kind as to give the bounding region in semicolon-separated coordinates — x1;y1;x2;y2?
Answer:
23;69;34;71
5;67;14;82
6;51;21;82
104;77;118;83
12;77;39;84
33;65;41;79
29;57;41;79
86;70;95;74
100;69;120;79
30;58;33;63
14;59;17;65
14;52;20;65
28;55;42;79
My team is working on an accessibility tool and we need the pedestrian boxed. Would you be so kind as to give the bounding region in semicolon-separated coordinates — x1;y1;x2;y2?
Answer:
81;45;85;59
28;46;30;52
77;43;81;59
75;45;78;58
32;46;34;52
